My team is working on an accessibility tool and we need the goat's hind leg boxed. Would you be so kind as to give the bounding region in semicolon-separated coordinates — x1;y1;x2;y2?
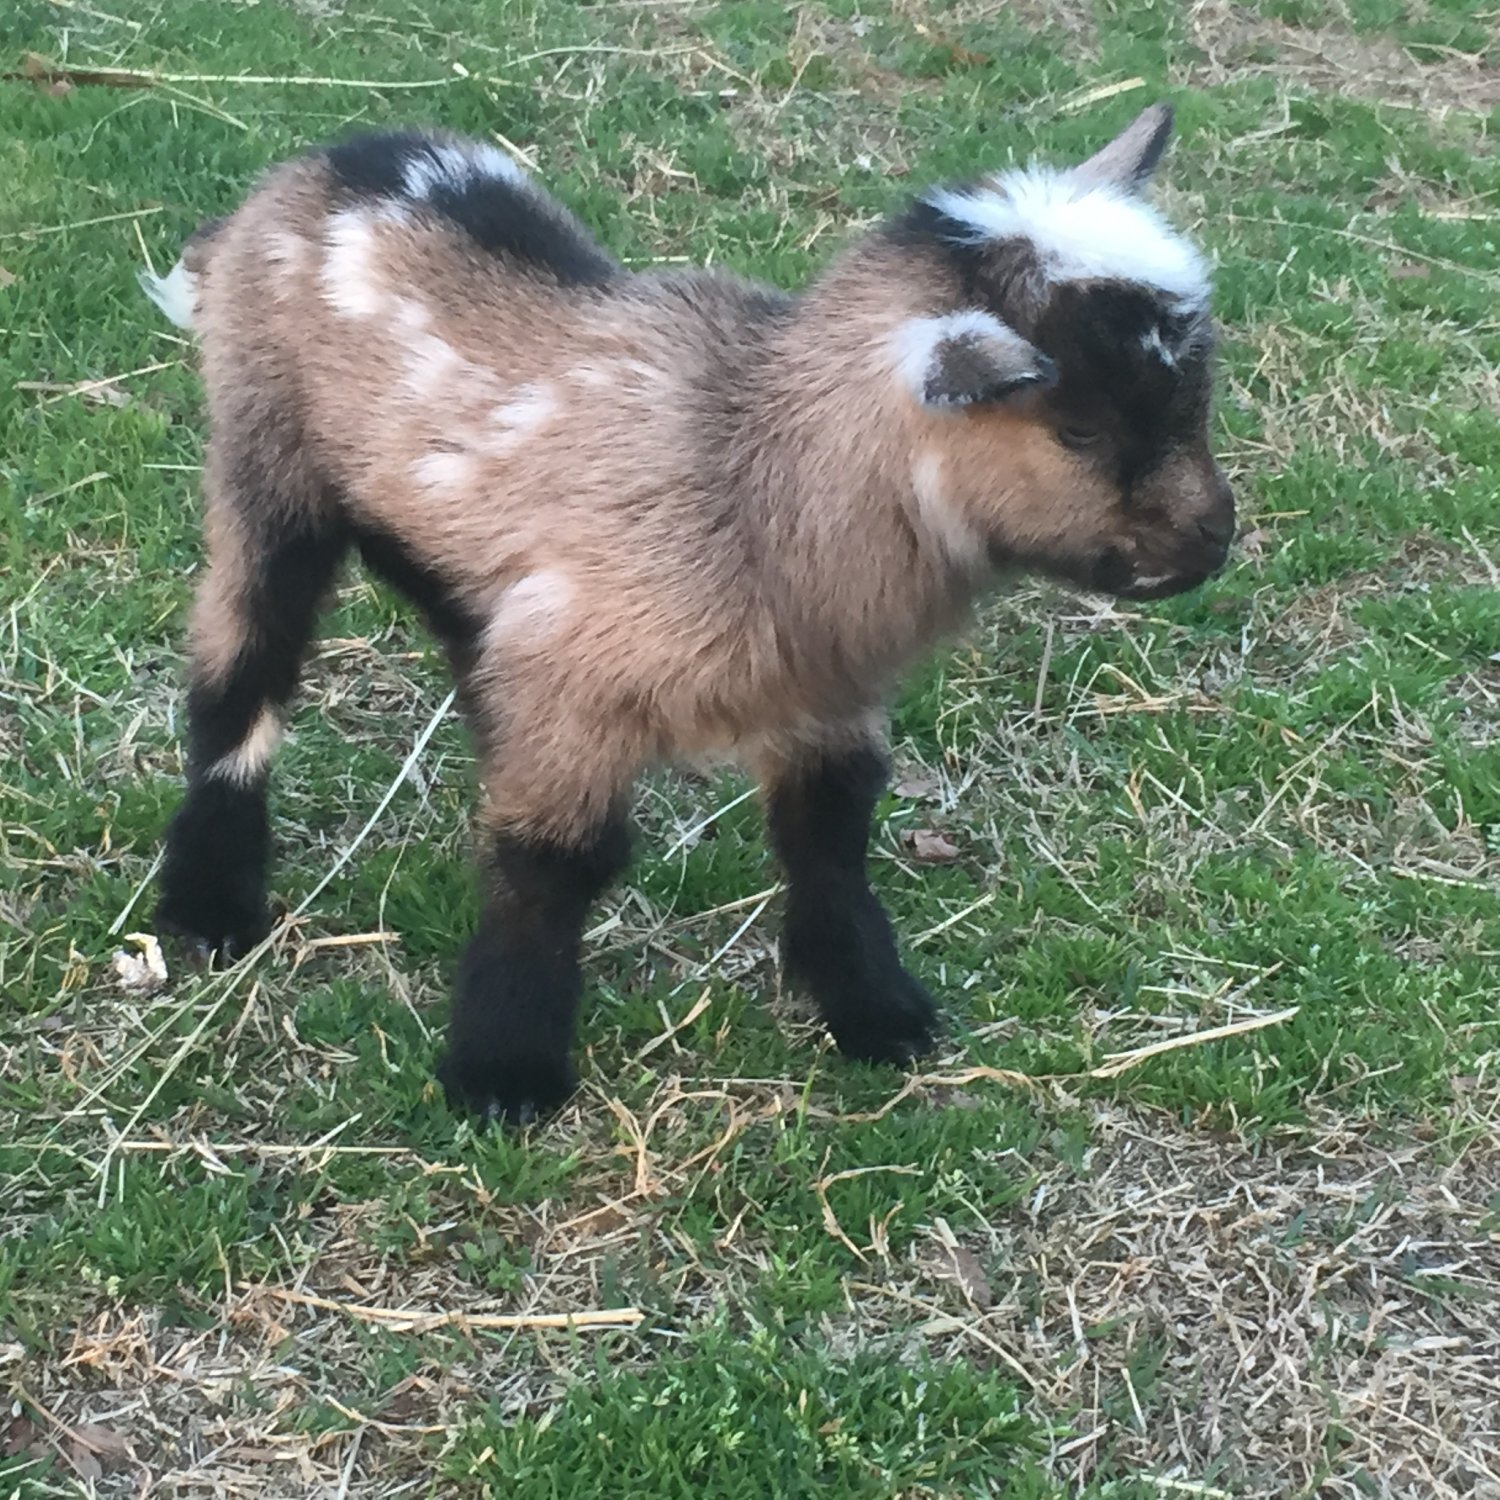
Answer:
157;479;346;958
760;730;940;1064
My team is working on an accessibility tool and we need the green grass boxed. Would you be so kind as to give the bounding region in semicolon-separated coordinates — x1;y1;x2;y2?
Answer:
2;1;1498;1496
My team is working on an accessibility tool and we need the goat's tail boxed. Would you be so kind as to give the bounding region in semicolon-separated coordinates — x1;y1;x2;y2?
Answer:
138;215;227;332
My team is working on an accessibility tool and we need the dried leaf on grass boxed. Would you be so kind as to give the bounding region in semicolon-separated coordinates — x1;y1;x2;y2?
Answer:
938;1243;994;1309
0;1412;42;1458
892;769;941;799
72;1422;131;1459
905;828;961;863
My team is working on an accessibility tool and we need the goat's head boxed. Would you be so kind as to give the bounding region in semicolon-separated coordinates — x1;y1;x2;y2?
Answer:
888;103;1234;600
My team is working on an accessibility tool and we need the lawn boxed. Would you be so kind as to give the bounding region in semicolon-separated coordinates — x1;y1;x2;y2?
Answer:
1;0;1498;1495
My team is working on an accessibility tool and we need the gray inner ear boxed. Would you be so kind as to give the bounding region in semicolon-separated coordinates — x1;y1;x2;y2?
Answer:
1072;102;1175;194
924;335;1056;408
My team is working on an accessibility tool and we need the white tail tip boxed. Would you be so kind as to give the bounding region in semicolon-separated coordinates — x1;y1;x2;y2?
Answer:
138;259;198;330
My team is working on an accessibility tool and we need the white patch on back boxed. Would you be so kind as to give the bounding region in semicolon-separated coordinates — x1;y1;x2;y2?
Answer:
620;358;668;386
569;363;614;390
911;451;985;566
207;708;282;786
567;360;667;394
402;140;528;200
391;298;505;406
487;383;560;454
321;209;384;318
264;230;307;279
392;295;432;334
412;450;478;494
138;259;198;330
925;168;1209;307
485;570;573;648
402;332;469;397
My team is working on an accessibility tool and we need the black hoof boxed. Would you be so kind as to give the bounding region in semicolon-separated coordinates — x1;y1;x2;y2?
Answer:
156;780;272;962
155;891;271;964
436;1049;577;1127
828;971;942;1066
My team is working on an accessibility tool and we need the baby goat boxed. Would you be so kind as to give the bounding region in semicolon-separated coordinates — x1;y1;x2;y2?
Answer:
144;103;1234;1123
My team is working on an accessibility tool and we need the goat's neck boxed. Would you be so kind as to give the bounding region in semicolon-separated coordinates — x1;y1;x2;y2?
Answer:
739;282;985;700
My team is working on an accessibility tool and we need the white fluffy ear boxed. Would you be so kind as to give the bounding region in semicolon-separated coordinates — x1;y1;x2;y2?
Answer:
894;310;1055;410
1072;102;1175;195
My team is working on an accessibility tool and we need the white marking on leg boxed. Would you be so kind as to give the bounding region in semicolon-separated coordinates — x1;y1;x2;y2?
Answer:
207;708;282;786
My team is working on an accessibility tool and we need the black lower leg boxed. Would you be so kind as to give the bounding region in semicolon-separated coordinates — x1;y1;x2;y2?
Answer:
438;815;632;1124
765;743;939;1064
157;526;347;957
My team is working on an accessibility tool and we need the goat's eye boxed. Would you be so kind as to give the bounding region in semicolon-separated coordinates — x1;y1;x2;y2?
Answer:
1058;424;1102;451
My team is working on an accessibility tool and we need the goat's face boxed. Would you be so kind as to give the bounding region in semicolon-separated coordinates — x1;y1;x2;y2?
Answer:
890;102;1234;601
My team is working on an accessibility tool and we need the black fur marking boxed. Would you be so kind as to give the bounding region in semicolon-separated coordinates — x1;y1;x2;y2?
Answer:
325;130;431;201
156;777;272;959
354;523;484;673
158;520;347;954
424;171;618;287
765;744;940;1064
1034;281;1213;492
437;817;633;1124
886;198;1000;306
325;129;619;287
187;526;349;769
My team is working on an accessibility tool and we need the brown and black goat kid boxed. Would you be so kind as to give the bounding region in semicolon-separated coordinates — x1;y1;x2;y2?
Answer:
144;103;1234;1123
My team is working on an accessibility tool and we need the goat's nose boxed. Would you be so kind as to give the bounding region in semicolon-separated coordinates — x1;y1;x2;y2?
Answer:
1197;513;1234;546
1196;474;1236;547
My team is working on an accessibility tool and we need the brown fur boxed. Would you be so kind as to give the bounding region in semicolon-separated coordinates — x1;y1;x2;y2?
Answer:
150;110;1236;1119
182;154;1218;840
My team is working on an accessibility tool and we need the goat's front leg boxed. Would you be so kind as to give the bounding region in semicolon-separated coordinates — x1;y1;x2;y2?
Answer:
438;814;631;1123
760;732;940;1064
437;698;638;1124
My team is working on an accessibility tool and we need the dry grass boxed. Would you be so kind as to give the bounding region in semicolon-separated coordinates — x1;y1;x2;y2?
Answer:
10;1091;1500;1497
1185;3;1500;114
4;0;1498;1495
958;1100;1500;1497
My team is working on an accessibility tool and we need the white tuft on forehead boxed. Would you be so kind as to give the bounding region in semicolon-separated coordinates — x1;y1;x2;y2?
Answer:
925;167;1209;308
402;140;529;201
